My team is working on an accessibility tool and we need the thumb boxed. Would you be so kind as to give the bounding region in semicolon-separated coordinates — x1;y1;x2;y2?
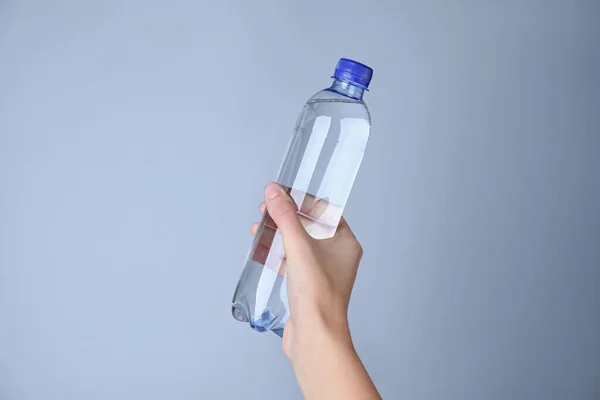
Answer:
264;183;309;243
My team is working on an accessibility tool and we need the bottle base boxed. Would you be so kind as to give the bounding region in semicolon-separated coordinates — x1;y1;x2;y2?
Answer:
231;303;249;322
232;303;285;337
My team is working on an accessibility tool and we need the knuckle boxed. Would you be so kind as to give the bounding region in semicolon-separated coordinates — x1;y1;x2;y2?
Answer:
354;241;364;258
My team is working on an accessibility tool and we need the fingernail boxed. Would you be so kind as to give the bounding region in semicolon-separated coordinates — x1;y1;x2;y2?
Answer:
265;183;281;200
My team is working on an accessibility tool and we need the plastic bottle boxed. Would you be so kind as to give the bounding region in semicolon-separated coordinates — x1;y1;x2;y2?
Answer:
231;58;373;337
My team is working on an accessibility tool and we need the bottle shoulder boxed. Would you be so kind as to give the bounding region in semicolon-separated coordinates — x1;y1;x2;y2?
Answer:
305;88;371;123
307;88;365;103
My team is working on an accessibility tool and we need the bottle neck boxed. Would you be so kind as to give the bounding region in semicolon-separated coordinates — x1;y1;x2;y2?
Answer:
329;79;365;100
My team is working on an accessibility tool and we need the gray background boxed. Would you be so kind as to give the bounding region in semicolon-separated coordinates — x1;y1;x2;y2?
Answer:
1;1;599;399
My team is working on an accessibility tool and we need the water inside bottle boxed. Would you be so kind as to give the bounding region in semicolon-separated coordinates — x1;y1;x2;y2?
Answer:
231;186;343;336
232;92;371;337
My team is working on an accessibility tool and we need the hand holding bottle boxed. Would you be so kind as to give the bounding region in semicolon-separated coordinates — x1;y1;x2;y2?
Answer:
251;183;381;400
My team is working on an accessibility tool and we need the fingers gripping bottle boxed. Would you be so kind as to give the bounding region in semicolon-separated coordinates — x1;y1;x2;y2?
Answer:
231;58;373;337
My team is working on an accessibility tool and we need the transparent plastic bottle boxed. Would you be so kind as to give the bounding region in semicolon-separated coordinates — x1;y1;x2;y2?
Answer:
231;58;373;337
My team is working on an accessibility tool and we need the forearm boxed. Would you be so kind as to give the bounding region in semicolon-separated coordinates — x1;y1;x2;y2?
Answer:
290;320;381;400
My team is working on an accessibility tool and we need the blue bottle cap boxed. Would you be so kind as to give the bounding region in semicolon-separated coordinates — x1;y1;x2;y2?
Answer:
333;58;373;89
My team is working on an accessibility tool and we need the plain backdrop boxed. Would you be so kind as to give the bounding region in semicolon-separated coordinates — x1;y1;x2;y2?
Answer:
1;1;599;399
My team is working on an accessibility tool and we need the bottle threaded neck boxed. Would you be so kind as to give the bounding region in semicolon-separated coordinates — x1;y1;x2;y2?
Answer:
330;79;365;100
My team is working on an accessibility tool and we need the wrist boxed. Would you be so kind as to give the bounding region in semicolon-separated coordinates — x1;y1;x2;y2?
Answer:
287;314;380;400
287;307;353;366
